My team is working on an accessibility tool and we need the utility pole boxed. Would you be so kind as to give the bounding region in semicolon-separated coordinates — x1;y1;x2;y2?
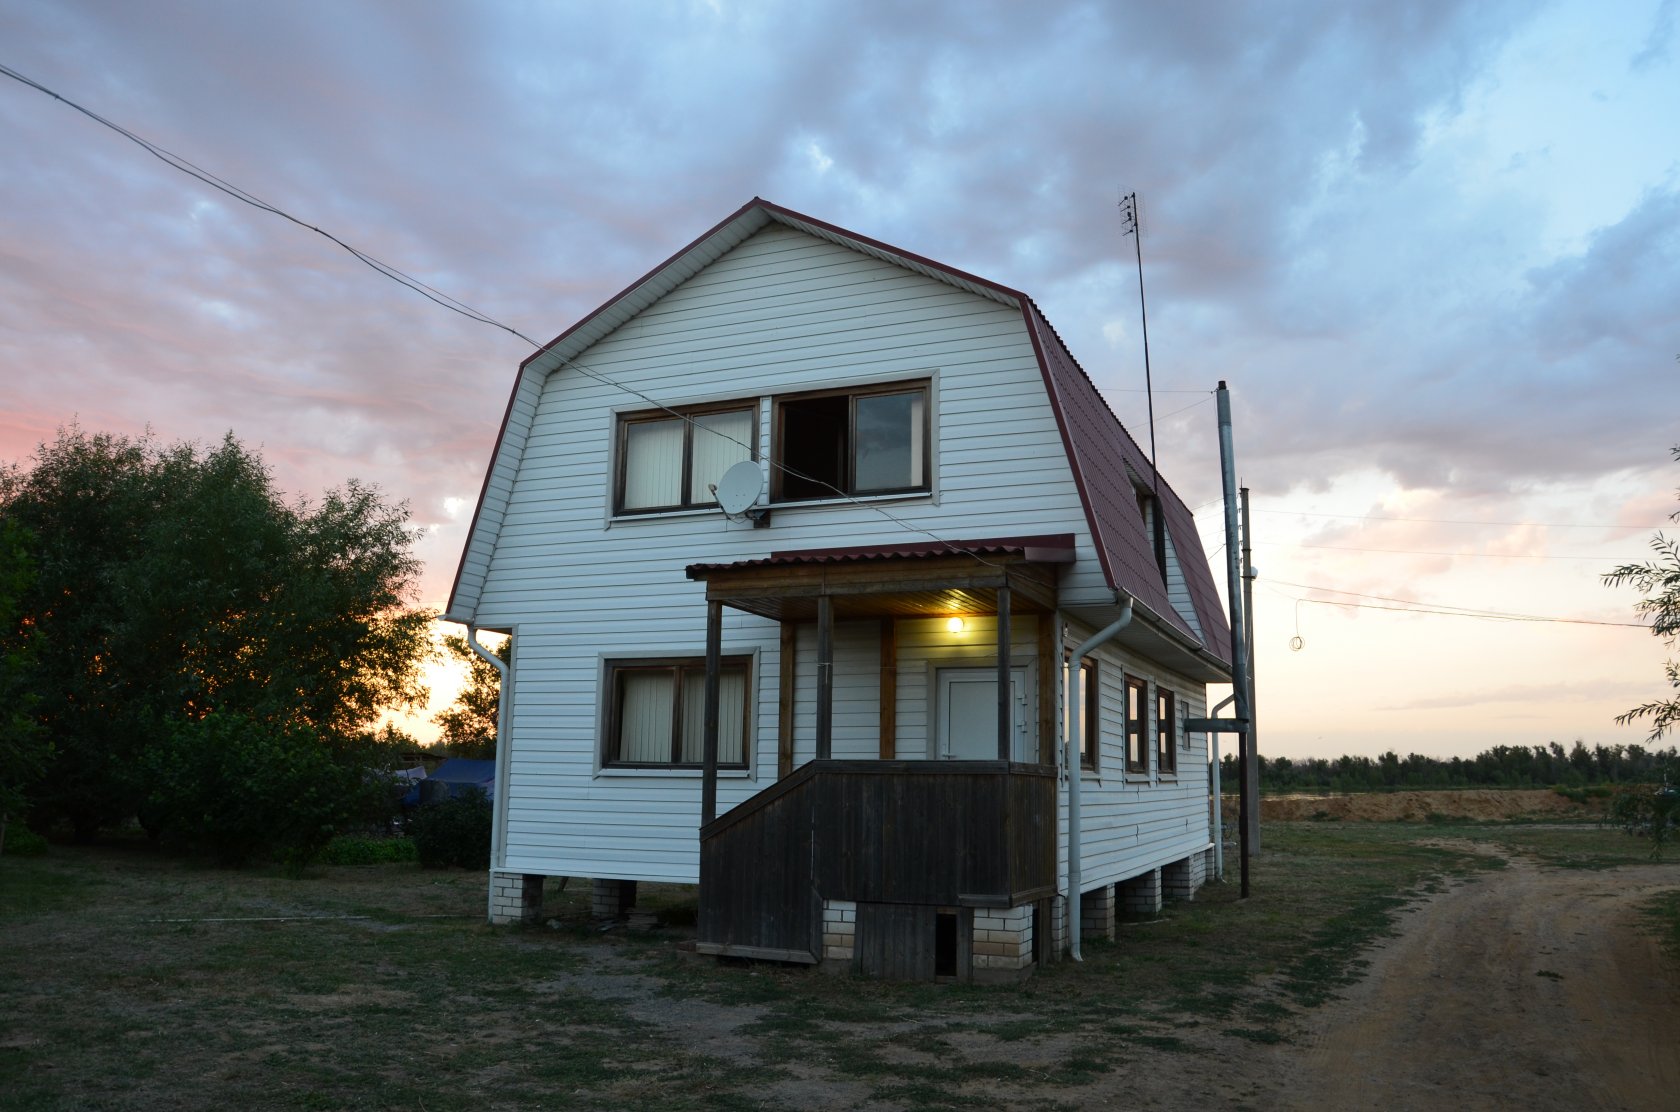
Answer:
1216;383;1253;897
1241;487;1260;852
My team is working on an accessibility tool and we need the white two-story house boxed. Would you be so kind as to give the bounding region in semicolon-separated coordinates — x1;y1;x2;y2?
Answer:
443;198;1232;981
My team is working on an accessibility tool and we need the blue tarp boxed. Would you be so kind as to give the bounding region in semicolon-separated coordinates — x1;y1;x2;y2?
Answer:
404;758;496;806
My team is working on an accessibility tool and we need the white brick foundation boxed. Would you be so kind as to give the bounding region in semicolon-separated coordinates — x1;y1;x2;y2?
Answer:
972;904;1033;979
1079;884;1116;941
821;898;857;965
1163;851;1208;901
591;878;637;920
489;872;544;925
1119;868;1163;916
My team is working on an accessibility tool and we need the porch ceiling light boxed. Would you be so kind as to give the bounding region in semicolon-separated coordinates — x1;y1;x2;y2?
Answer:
945;616;965;633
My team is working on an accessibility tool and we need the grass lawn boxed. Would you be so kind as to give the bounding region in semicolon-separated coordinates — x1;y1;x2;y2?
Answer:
0;822;1672;1111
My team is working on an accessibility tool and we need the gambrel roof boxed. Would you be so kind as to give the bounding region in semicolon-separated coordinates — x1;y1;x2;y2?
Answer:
445;198;1231;670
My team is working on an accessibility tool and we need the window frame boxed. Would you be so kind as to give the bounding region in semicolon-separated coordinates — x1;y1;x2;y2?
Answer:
1124;675;1150;775
770;379;931;503
1156;687;1177;776
1064;653;1099;771
602;655;753;769
613;401;759;516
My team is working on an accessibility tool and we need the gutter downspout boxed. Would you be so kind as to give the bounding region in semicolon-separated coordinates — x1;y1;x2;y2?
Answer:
1208;693;1234;880
467;624;511;924
1065;592;1134;963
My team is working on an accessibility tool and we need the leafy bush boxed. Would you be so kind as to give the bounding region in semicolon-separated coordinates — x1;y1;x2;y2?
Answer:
410;789;492;869
1608;783;1680;859
141;713;399;868
320;834;417;866
1;823;48;856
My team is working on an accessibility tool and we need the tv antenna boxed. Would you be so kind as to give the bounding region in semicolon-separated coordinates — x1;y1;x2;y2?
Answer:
1120;191;1159;496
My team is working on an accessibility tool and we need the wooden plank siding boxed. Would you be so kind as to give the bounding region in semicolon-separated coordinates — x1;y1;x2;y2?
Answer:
698;761;1055;960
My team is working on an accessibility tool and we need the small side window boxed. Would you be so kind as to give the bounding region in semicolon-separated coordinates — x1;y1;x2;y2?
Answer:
1064;654;1099;770
1156;688;1177;775
1125;676;1149;774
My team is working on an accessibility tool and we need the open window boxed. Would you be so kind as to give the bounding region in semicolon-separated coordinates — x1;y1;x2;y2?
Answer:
616;404;756;514
1125;676;1149;775
773;382;929;501
1156;687;1177;775
603;657;752;768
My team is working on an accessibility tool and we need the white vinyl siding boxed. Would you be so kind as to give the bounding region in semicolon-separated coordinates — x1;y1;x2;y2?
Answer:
1053;615;1212;897
481;225;1127;882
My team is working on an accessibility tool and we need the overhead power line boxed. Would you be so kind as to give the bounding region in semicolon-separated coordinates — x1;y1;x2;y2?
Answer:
1250;507;1666;530
1265;578;1648;629
1255;540;1637;561
0;61;1005;567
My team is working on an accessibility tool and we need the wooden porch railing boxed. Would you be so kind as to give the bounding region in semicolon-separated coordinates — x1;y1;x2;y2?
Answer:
697;760;1057;962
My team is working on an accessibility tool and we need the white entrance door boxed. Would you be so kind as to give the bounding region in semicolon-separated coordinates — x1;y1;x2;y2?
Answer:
936;667;1029;761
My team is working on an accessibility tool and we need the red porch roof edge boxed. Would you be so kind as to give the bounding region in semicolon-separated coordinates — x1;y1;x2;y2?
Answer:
687;534;1076;578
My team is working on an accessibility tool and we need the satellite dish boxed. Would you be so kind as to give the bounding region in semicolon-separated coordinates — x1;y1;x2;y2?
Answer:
713;460;764;516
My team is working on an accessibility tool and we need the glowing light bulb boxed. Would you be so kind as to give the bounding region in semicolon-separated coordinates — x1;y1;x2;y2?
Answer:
946;617;965;633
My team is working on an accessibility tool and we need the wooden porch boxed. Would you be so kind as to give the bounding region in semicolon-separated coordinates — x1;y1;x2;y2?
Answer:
683;537;1073;970
696;758;1057;962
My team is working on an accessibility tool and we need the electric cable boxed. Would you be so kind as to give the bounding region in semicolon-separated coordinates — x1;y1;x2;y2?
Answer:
0;61;1011;567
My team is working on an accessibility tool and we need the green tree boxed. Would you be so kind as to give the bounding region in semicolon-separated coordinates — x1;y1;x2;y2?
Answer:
1604;446;1680;741
0;426;433;839
0;519;48;854
432;631;507;759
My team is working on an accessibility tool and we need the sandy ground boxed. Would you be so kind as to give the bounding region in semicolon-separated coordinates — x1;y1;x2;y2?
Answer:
1224;789;1596;823
1272;849;1680;1111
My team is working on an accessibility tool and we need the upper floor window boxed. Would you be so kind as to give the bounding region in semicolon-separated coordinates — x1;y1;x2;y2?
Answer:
616;405;756;514
773;381;929;501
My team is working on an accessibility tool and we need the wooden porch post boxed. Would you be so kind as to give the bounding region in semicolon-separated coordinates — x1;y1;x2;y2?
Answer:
996;581;1012;761
879;618;897;759
701;599;722;826
1037;614;1057;765
778;621;796;779
816;594;834;760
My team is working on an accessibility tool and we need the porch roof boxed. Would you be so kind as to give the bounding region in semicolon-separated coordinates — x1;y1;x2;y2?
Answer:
684;534;1073;621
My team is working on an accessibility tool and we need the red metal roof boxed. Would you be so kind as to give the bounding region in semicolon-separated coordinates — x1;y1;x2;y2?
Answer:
1025;303;1232;663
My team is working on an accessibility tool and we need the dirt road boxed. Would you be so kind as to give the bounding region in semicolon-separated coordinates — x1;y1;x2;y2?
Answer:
1276;852;1680;1111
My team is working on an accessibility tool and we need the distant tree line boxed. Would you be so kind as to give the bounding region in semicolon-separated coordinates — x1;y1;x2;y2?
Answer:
1221;741;1680;795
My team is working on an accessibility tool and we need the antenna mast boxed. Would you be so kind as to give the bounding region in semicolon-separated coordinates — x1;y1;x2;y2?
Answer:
1120;191;1159;494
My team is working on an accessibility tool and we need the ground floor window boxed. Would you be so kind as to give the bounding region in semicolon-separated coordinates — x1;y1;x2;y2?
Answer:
604;657;751;768
1064;655;1099;769
1125;676;1149;774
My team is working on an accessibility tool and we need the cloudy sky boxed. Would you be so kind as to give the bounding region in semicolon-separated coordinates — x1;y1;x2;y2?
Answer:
2;0;1676;759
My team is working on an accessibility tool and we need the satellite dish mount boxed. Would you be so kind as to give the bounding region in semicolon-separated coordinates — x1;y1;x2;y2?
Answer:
711;460;770;527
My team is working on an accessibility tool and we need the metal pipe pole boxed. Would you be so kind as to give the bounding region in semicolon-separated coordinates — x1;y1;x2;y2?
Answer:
1216;382;1253;898
1241;486;1259;853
